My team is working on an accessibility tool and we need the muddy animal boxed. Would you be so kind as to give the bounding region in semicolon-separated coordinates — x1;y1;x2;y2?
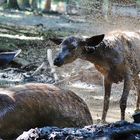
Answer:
0;83;92;139
52;31;140;122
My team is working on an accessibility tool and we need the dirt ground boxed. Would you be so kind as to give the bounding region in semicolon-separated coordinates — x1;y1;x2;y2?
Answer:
0;9;139;124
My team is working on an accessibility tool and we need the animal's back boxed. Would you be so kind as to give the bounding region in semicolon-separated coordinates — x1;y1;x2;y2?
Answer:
0;83;93;139
105;31;140;74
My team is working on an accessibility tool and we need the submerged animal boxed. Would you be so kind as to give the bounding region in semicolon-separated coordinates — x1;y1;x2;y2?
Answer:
0;83;92;139
52;31;140;122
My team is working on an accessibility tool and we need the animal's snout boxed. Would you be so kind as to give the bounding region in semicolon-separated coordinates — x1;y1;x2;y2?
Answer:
54;57;63;67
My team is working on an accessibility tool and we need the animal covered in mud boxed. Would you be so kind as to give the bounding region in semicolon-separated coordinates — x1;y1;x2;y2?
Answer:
52;31;140;122
0;83;92;139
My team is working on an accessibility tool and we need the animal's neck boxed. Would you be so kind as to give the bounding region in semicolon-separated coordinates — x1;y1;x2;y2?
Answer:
79;41;111;75
79;41;106;63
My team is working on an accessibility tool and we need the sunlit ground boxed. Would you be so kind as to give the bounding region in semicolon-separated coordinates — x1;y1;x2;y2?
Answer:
0;33;43;40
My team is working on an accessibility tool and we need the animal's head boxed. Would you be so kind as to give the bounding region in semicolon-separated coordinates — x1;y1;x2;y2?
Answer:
51;34;105;67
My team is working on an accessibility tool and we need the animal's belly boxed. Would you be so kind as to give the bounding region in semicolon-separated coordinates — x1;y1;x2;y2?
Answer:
108;72;124;83
94;64;124;83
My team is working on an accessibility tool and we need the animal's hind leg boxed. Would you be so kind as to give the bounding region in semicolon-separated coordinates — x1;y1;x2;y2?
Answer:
120;73;132;120
101;77;112;122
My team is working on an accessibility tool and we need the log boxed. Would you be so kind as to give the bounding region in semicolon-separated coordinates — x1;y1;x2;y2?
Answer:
17;121;140;140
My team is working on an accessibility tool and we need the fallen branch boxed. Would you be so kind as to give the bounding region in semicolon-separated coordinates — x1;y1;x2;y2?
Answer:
31;62;46;76
47;49;59;82
31;49;59;83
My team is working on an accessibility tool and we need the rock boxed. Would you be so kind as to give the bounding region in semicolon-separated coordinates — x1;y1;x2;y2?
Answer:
0;83;92;139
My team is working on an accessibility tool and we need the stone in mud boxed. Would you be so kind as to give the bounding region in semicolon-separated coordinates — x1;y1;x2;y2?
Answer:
0;83;92;139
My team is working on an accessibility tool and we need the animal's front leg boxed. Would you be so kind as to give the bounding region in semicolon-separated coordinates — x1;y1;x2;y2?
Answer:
133;75;140;112
135;77;140;112
102;76;112;122
136;90;140;111
120;73;132;120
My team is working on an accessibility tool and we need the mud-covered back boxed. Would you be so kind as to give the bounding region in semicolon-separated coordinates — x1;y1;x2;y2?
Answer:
0;83;92;139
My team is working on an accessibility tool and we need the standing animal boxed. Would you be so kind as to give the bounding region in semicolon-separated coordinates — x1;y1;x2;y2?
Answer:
0;83;92;139
52;31;140;122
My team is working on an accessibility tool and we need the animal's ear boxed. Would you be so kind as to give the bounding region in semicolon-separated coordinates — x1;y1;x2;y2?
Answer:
85;34;105;46
49;38;63;45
